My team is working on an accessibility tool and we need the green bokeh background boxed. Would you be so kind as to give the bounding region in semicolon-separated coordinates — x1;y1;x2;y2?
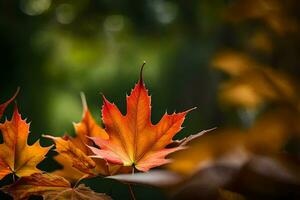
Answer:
1;0;232;199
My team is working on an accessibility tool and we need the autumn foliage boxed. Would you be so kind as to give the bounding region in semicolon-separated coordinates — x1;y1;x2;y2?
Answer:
0;67;208;200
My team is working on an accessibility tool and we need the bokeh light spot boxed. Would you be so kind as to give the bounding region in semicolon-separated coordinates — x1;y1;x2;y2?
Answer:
56;4;75;24
103;15;124;32
20;0;51;16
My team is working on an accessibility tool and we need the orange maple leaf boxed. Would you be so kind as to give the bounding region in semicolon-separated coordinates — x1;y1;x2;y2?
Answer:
72;93;109;152
44;135;97;176
89;65;195;172
51;154;88;184
44;95;129;181
0;106;51;180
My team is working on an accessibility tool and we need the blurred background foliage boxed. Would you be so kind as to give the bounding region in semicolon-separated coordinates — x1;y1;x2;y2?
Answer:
0;0;224;137
1;0;300;199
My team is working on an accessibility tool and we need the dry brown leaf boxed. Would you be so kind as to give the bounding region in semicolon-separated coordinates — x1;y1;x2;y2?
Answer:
1;173;111;200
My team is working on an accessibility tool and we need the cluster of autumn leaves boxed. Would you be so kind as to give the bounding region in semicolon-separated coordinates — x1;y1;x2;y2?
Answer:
0;69;208;200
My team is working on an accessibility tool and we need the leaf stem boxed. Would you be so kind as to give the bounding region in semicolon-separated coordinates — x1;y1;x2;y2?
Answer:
12;173;16;183
128;184;136;200
74;174;89;188
128;167;136;200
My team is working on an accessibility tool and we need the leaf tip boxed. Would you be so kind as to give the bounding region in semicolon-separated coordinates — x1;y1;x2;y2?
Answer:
101;93;110;106
42;134;55;141
80;92;88;112
139;61;146;85
12;103;22;120
187;107;197;112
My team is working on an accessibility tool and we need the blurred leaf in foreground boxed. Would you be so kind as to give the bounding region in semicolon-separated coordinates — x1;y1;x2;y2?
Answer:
1;173;111;200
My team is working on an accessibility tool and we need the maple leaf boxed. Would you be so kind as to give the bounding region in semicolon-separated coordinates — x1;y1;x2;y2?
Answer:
44;135;97;176
0;106;51;180
0;88;19;119
44;94;129;181
1;173;111;200
72;93;109;152
89;65;198;172
51;154;88;184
